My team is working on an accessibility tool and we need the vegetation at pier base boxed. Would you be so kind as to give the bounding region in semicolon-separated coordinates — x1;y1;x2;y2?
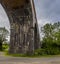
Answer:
34;22;60;56
0;37;9;51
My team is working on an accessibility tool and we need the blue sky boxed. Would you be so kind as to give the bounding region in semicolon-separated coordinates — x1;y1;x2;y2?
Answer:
0;0;60;31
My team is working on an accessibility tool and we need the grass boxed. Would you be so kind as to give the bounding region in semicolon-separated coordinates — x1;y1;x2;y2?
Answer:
2;44;60;58
5;52;26;57
4;51;60;58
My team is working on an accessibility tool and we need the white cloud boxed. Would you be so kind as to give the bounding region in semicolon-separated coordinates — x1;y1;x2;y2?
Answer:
37;18;55;34
38;19;51;28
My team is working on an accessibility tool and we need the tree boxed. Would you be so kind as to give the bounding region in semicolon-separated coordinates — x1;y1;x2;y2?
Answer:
41;22;60;48
0;27;9;41
39;22;60;55
0;27;9;50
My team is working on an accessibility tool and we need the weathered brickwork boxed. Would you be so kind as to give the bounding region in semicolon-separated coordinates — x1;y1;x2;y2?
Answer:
0;0;40;54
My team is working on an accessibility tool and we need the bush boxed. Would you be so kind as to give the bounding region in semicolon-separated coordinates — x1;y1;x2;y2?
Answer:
35;41;60;56
34;49;46;56
34;47;60;56
2;44;9;51
0;37;3;51
45;48;60;55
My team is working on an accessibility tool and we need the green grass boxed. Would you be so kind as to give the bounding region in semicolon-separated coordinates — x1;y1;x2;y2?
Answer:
4;51;60;58
3;45;60;58
5;52;26;57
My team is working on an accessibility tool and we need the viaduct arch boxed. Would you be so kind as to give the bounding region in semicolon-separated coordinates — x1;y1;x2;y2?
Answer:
0;0;40;54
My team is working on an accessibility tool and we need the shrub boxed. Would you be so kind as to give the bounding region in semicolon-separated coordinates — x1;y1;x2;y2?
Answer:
34;49;46;56
34;47;60;56
0;37;3;51
2;44;9;51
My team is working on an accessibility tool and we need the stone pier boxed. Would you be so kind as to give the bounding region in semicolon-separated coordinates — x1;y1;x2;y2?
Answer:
0;0;40;54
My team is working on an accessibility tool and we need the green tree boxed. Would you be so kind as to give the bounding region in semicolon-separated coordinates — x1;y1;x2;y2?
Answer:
0;27;9;50
40;22;60;55
41;23;54;48
0;27;9;41
41;22;60;45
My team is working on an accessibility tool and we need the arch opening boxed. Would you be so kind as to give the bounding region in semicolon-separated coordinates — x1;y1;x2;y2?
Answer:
0;4;10;50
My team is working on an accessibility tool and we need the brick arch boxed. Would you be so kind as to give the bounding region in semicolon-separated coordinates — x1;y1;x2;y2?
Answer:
0;0;40;54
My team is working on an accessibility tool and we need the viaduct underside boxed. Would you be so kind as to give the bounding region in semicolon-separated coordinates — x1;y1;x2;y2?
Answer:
0;0;40;54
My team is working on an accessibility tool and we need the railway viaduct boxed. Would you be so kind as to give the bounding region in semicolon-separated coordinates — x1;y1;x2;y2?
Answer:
0;0;40;54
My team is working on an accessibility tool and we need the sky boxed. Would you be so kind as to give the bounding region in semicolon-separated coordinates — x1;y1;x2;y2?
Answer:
0;0;60;32
0;4;10;31
34;0;60;27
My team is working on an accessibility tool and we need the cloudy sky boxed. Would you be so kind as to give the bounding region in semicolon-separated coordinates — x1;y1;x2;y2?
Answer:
0;0;60;31
34;0;60;27
0;4;10;31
